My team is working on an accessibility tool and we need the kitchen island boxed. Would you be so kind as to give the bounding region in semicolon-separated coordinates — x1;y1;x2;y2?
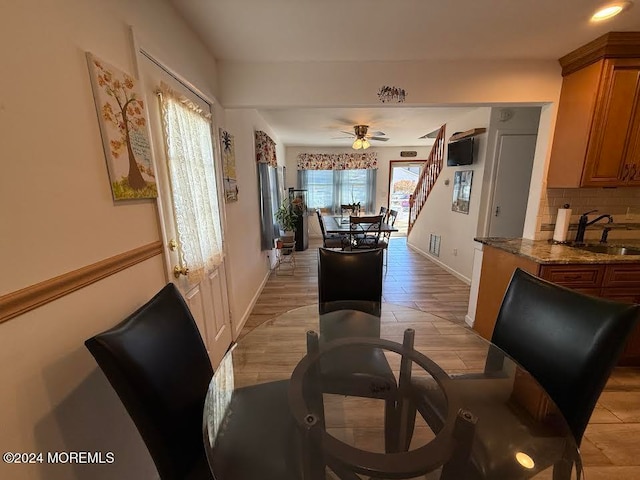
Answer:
473;237;640;365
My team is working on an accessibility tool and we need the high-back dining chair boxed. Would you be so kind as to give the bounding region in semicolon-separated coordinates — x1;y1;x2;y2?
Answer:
349;214;384;250
317;248;398;452
491;268;640;443
316;209;347;249
318;247;384;315
378;209;398;263
402;268;639;477
85;283;214;480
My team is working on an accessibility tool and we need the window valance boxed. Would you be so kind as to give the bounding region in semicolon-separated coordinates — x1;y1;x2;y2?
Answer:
255;130;277;167
297;152;378;170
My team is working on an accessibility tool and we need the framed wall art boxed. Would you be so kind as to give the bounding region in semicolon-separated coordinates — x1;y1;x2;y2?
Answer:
219;128;238;202
452;170;473;214
86;52;157;200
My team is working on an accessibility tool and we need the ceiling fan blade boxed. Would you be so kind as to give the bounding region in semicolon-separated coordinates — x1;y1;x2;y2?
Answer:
340;130;356;136
332;136;356;139
370;136;389;142
368;131;385;137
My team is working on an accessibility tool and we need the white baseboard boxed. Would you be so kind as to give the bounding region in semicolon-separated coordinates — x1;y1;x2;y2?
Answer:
407;241;471;285
232;268;271;340
464;314;475;327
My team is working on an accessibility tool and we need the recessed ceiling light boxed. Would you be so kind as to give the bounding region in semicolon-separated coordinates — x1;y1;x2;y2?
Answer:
591;2;632;21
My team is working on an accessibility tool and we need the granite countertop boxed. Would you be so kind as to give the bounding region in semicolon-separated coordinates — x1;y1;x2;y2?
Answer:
474;237;640;264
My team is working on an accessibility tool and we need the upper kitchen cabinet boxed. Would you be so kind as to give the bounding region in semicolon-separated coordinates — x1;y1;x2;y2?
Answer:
547;32;640;187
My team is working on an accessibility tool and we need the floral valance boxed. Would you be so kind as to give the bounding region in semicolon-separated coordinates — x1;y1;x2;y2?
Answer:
297;152;378;170
255;130;277;167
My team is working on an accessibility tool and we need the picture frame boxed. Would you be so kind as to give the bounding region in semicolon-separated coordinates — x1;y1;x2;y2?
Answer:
452;170;473;214
219;128;238;202
86;52;157;200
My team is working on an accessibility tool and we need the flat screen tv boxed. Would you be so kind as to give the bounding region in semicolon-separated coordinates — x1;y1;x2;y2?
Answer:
447;137;474;166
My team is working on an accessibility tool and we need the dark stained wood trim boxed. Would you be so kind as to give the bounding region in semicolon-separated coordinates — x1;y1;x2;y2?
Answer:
560;32;640;76
0;241;163;324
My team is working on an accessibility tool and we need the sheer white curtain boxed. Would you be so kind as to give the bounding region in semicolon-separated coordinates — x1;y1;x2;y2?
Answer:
160;88;223;282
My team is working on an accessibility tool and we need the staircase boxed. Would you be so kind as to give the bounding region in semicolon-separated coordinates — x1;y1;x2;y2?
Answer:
407;124;446;235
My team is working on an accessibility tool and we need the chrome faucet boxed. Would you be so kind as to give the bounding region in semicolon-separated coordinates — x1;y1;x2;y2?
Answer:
574;209;614;244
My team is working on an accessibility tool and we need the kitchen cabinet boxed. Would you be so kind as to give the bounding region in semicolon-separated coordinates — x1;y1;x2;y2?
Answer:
474;245;640;365
547;32;640;187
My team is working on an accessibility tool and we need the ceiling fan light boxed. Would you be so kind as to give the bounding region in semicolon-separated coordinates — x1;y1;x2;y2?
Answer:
362;138;371;149
591;2;631;21
352;138;363;150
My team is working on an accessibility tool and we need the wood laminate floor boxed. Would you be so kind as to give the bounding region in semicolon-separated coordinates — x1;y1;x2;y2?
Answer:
243;236;640;478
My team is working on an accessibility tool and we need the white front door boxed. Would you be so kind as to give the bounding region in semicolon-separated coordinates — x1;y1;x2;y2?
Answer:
139;53;232;369
488;134;537;238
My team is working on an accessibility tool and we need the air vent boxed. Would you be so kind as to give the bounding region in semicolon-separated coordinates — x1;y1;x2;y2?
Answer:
401;151;417;157
429;234;441;257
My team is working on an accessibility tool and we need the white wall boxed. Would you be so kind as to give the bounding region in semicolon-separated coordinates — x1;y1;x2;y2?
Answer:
222;109;285;334
218;59;561;107
0;1;228;479
407;108;492;282
476;107;543;237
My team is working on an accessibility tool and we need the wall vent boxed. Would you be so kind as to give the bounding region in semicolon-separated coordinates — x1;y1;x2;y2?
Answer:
429;234;441;257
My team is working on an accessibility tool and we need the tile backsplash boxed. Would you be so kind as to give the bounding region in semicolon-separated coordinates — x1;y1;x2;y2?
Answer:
536;187;640;241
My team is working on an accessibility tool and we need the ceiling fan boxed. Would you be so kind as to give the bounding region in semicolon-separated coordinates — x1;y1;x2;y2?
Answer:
336;125;390;150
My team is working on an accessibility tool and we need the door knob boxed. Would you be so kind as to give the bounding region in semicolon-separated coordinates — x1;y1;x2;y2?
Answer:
173;265;189;278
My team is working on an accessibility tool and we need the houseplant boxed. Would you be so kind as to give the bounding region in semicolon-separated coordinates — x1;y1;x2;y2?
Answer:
274;198;299;236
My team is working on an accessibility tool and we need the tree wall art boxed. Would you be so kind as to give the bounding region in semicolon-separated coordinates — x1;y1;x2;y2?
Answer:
86;52;157;200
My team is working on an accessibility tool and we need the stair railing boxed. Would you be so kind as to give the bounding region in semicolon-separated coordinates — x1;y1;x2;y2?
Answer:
407;124;446;235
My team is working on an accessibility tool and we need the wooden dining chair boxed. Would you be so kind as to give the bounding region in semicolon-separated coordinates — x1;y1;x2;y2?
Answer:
401;268;640;477
85;283;214;480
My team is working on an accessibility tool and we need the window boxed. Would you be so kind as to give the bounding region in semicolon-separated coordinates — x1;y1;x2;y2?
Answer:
299;169;377;213
159;90;223;280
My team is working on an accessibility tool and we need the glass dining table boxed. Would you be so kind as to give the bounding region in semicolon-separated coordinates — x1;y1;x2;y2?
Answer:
203;303;583;480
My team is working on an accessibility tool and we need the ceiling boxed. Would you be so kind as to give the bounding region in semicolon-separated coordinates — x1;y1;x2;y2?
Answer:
171;0;640;147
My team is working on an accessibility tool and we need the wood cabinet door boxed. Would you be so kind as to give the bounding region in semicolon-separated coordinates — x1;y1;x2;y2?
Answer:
623;89;640;185
582;59;640;186
600;288;640;366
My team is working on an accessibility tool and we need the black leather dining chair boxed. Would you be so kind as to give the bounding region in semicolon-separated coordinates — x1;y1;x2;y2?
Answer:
318;247;384;315
403;268;639;477
85;283;214;480
490;268;639;443
317;248;399;452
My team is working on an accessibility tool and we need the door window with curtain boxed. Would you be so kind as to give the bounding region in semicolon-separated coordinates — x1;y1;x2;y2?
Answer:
159;84;223;281
297;152;378;213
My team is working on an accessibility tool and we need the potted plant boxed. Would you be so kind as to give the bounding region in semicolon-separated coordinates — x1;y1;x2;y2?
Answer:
274;198;300;237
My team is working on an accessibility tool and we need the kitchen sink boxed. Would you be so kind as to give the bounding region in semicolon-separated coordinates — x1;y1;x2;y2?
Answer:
573;244;640;256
